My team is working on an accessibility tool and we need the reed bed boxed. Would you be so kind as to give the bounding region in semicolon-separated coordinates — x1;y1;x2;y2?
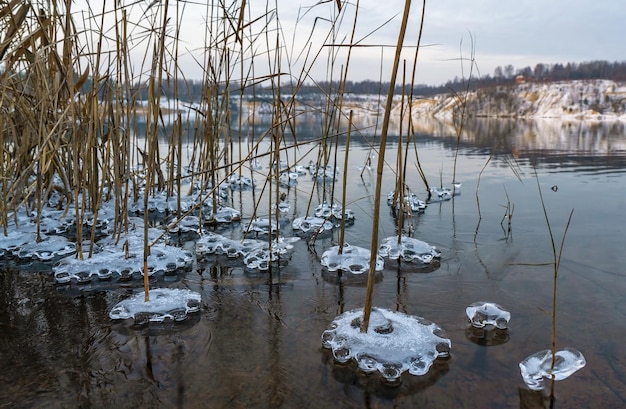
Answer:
0;0;438;319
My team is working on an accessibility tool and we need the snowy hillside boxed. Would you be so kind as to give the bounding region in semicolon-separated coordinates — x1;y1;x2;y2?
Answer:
408;79;626;121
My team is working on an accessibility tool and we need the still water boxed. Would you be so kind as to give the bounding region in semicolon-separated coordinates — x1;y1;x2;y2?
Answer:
1;118;625;408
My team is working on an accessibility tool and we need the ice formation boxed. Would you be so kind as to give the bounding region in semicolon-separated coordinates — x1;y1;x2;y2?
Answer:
378;236;441;264
53;242;194;284
314;202;355;222
2;233;76;262
242;237;300;271
465;301;511;329
52;221;194;284
202;205;241;224
279;172;299;186
428;183;461;203
242;217;278;235
167;215;201;234
292;216;333;233
322;308;451;382
386;191;426;213
320;243;384;274
109;288;201;323
276;202;290;213
294;165;308;175
310;164;339;181
519;348;586;391
228;174;254;189
249;159;263;170
465;325;510;346
195;232;299;270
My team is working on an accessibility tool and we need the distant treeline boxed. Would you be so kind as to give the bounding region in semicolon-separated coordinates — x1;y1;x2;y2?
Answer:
116;60;626;102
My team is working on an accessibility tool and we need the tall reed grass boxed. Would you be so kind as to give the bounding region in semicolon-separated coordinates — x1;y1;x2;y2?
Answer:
0;1;436;313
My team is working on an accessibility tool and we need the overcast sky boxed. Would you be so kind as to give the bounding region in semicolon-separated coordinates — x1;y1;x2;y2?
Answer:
274;0;626;85
77;0;625;86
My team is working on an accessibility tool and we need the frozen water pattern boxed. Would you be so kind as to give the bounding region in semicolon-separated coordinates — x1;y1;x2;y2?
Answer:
320;243;384;274
53;224;194;284
196;232;299;270
0;227;77;262
322;308;451;381
292;216;333;233
53;242;194;284
314;201;355;222
279;172;299;186
466;301;511;329
429;183;462;203
109;288;201;323
378;236;441;264
228;174;254;189
210;206;241;223
243;218;278;235
519;348;586;391
310;164;339;181
386;191;427;213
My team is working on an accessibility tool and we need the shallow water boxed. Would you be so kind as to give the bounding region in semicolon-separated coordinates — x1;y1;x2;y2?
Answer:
1;118;625;408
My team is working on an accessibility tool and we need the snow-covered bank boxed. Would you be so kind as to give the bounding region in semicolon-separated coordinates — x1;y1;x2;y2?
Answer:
408;79;626;121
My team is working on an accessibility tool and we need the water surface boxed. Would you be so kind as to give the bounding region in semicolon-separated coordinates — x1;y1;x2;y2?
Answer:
1;118;625;408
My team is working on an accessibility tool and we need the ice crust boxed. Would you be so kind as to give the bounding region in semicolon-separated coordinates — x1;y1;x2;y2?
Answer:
292;216;333;233
378;236;441;264
309;164;339;181
320;243;384;274
10;234;76;262
196;232;299;270
322;308;451;381
51;222;194;284
53;241;194;284
519;348;586;390
314;201;355;222
242;218;278;235
279;172;300;186
386;191;426;213
126;189;240;223
109;288;201;323
428;183;462;202
466;301;511;329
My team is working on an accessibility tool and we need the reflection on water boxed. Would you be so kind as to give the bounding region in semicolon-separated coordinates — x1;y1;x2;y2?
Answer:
1;119;625;408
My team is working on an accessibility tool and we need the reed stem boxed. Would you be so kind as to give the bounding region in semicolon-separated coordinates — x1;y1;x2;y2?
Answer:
361;0;412;333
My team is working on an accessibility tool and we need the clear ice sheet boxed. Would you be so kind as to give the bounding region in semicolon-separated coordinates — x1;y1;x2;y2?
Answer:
378;236;441;264
322;308;451;381
109;288;201;323
519;348;586;391
320;243;384;274
466;301;511;329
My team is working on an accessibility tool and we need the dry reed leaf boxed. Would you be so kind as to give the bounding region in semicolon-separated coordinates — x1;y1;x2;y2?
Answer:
0;1;29;60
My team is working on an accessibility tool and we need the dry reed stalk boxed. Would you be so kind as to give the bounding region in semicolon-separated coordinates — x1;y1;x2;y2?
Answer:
406;0;430;196
337;110;352;253
361;0;413;333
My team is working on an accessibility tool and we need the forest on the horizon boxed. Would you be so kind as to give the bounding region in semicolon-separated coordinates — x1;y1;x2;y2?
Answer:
127;60;626;102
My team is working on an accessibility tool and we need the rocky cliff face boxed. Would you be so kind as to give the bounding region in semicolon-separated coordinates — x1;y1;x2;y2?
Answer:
409;79;626;121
